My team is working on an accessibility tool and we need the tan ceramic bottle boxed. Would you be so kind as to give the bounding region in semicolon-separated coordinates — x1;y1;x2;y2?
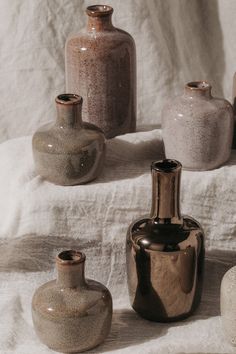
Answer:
32;250;112;353
126;159;205;322
65;5;136;139
32;94;105;185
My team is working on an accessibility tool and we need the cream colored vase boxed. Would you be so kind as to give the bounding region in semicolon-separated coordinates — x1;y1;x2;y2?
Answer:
220;265;236;346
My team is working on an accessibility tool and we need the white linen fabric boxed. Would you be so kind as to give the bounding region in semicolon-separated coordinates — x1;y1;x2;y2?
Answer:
0;0;236;142
0;130;236;353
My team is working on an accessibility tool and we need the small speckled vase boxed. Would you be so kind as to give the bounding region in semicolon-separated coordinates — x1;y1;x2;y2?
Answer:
221;265;236;346
32;94;105;185
126;159;205;322
32;250;112;353
162;81;234;170
65;5;136;139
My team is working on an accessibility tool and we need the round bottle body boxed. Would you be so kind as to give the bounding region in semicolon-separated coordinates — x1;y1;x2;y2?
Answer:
162;81;233;170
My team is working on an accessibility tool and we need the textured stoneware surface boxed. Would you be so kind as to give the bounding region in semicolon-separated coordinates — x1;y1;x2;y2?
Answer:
162;81;234;170
32;250;112;353
221;265;236;346
32;94;106;185
126;159;205;322
65;5;136;139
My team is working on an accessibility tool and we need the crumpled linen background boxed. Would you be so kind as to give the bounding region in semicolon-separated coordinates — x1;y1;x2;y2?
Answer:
0;130;236;353
0;0;236;142
1;1;236;353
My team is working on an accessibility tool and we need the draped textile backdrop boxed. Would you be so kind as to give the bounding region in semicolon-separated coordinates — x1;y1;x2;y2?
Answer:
0;0;235;142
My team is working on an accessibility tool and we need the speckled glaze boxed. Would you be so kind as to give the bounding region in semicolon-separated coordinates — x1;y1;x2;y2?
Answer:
162;81;234;170
32;94;106;185
221;265;236;346
65;5;136;139
32;250;112;353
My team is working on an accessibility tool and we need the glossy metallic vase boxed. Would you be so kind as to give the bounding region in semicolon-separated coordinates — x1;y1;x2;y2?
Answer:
32;94;106;185
126;159;205;322
32;250;112;353
65;5;136;139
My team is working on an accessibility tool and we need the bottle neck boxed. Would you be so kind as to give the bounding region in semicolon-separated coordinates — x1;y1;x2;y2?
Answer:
55;94;82;129
150;160;182;224
86;5;114;32
184;81;212;99
56;250;86;288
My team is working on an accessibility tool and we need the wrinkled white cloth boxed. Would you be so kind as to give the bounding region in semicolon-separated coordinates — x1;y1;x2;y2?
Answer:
0;130;236;353
0;0;236;142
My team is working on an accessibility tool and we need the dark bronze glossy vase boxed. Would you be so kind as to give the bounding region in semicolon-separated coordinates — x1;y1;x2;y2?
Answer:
126;159;205;322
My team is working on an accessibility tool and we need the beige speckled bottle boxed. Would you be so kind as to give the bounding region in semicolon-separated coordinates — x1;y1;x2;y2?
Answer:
221;265;236;346
32;250;112;353
65;5;136;139
162;81;234;170
32;94;106;185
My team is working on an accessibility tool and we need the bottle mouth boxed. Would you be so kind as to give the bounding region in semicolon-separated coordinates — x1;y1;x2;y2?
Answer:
86;5;113;17
56;94;83;105
151;159;182;172
186;81;210;90
56;250;86;265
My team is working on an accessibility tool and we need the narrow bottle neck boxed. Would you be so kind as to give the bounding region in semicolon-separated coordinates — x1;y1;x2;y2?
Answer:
56;104;82;128
87;15;114;31
55;94;83;128
150;162;182;224
184;81;212;99
56;262;86;288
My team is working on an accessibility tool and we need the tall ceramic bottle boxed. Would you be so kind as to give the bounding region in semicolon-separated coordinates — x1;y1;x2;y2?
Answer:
126;159;205;322
65;5;136;139
162;81;234;170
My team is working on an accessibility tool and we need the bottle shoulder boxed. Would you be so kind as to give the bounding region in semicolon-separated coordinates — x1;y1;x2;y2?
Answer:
32;279;111;317
66;27;135;51
32;122;105;154
127;216;204;252
162;94;233;122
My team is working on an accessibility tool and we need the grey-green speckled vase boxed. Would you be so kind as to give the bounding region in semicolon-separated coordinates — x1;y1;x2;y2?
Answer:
32;250;112;353
32;94;106;185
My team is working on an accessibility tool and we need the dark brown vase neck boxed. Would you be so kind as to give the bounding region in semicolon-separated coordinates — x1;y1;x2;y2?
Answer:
86;5;114;31
184;81;212;99
150;160;182;224
55;94;83;129
56;250;86;288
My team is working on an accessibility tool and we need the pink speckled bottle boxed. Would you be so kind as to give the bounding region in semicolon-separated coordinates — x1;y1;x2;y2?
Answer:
65;5;136;139
162;81;234;171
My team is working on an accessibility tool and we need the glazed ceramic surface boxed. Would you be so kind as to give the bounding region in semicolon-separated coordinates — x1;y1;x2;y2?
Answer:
162;81;234;170
32;94;105;185
126;159;205;322
32;250;112;353
65;5;136;139
221;265;236;346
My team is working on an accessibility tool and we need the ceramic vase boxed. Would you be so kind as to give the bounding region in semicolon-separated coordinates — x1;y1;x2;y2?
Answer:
126;159;205;322
65;5;136;139
162;81;234;170
232;73;236;149
32;250;112;353
32;94;105;185
221;265;236;346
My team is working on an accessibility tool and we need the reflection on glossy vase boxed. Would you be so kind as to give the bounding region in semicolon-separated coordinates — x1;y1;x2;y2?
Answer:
32;250;112;353
65;5;136;139
221;265;236;346
126;159;205;322
162;81;234;170
32;94;105;185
